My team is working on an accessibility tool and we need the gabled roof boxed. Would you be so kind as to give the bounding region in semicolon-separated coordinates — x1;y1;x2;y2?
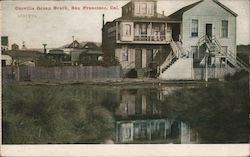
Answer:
60;41;101;50
66;40;82;49
168;0;203;21
82;42;100;50
213;0;237;16
169;0;237;20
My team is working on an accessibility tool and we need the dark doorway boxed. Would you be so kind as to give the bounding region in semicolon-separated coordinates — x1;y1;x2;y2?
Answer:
2;60;6;66
206;24;212;39
135;49;142;69
171;23;181;41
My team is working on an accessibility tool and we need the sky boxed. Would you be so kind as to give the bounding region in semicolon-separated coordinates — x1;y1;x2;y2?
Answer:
1;0;250;48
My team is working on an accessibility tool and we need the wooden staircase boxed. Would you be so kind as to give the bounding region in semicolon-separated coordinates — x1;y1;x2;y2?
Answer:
161;57;178;73
198;35;250;72
158;38;188;77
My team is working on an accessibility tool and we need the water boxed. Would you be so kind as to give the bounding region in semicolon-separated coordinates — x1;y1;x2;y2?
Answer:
2;82;249;144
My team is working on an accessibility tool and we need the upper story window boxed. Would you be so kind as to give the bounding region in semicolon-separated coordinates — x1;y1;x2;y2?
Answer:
135;2;154;16
147;3;154;15
191;19;198;37
221;20;228;38
140;3;147;15
125;24;131;36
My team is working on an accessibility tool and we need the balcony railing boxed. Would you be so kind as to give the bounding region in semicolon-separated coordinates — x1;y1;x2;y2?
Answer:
134;34;166;41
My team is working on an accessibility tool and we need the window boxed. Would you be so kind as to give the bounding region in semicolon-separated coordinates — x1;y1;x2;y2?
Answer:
140;3;147;15
125;24;131;36
141;24;147;35
135;3;140;14
191;19;198;37
134;24;140;36
147;3;154;15
221;20;228;38
122;48;128;61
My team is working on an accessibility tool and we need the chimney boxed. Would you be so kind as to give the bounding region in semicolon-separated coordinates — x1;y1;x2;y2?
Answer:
102;14;105;27
22;41;26;49
43;44;47;54
162;11;165;16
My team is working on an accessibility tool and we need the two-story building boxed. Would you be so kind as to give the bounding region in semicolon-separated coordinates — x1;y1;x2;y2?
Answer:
102;0;183;77
103;0;248;80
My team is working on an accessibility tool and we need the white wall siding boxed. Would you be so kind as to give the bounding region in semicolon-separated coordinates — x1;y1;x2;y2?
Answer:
182;0;237;56
115;48;135;69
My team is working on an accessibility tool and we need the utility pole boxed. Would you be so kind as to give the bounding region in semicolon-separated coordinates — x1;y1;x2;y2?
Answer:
205;48;209;87
42;44;47;54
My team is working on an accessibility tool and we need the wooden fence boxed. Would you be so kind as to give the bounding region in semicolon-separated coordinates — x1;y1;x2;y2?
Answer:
2;66;122;83
193;67;236;80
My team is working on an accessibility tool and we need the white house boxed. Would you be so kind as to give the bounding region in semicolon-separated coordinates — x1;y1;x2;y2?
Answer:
159;0;248;80
171;0;237;67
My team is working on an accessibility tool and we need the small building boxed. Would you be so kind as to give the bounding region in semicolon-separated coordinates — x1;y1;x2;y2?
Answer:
11;43;19;50
4;50;43;66
79;49;103;65
1;51;12;66
47;49;71;63
60;40;103;65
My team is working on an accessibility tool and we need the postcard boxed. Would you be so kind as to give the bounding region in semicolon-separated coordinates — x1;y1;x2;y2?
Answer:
1;0;249;156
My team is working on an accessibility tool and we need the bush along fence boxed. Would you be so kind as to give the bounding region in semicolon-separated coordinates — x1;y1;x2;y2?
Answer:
2;66;122;83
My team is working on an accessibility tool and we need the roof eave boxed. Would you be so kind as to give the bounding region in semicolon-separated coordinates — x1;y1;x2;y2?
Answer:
213;0;238;17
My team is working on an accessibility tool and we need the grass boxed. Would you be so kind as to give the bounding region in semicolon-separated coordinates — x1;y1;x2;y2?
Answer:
2;85;118;144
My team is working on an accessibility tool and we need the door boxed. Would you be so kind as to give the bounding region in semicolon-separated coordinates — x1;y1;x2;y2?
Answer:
206;24;212;39
135;49;142;69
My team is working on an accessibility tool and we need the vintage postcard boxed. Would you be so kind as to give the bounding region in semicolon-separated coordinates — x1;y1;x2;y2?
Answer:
0;0;249;156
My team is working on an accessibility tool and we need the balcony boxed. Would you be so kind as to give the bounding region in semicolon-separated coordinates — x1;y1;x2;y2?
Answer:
134;34;166;41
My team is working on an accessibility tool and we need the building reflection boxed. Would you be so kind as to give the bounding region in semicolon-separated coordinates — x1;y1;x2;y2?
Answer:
115;119;198;144
114;89;198;144
115;89;162;118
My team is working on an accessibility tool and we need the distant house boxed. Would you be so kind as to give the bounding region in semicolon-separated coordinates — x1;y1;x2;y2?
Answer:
4;50;43;66
47;49;71;63
1;51;12;66
60;40;103;65
11;43;19;50
103;0;248;80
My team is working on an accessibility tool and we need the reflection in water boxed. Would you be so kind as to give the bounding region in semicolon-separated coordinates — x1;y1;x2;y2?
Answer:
2;81;249;144
115;119;198;144
114;88;199;144
115;89;162;118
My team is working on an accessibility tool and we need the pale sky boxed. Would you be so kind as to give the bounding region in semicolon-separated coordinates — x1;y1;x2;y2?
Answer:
1;0;250;48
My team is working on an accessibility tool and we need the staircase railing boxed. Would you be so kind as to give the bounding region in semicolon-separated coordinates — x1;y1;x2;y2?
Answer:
170;38;181;58
159;50;175;73
198;35;249;72
212;36;249;71
159;38;179;74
